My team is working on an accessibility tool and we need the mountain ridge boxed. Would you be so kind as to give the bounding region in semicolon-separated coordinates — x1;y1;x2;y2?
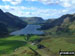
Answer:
20;17;45;24
41;13;75;35
0;9;27;37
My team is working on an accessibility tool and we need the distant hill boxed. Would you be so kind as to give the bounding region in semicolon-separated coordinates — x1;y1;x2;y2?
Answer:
41;13;75;35
20;17;45;24
0;9;27;36
41;19;57;30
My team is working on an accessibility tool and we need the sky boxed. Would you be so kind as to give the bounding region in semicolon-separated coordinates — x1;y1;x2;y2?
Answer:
0;0;75;19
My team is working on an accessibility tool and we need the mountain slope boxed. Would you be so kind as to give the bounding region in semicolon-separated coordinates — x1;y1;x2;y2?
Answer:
0;23;8;37
41;14;75;29
0;9;27;36
41;13;75;35
20;17;45;24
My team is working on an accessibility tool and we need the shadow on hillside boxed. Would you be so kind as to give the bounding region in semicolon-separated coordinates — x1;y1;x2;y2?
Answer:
0;35;8;38
0;40;26;54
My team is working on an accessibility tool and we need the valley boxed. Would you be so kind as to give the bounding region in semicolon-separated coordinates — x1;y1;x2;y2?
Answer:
0;35;75;56
0;9;75;56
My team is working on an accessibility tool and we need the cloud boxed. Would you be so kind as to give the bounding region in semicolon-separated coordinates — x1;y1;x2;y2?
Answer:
2;0;22;5
59;0;72;7
0;5;37;16
26;0;75;8
3;0;74;7
0;4;75;19
0;5;10;10
26;0;37;1
26;0;59;5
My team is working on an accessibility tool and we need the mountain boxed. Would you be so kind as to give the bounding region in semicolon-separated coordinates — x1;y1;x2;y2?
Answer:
20;17;45;24
41;19;57;30
0;9;27;36
0;22;8;37
41;13;75;35
41;14;75;29
45;19;56;23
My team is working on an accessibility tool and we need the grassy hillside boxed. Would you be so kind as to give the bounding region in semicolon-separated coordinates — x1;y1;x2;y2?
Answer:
41;35;75;52
0;35;75;56
0;36;25;55
0;35;40;56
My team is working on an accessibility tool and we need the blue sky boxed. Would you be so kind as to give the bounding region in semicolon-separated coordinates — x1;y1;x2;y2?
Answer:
0;0;75;19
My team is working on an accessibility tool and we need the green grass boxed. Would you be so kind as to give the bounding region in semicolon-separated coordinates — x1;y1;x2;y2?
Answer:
0;36;25;41
0;35;40;56
0;36;26;55
0;35;75;56
40;36;75;56
29;35;40;42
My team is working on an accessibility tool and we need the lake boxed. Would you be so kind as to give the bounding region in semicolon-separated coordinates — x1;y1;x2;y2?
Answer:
10;24;44;35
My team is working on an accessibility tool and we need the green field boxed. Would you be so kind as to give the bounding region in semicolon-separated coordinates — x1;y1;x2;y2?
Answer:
0;35;75;56
40;36;75;56
0;36;39;56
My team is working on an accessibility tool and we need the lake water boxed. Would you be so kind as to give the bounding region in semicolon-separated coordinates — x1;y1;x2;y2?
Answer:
10;24;44;35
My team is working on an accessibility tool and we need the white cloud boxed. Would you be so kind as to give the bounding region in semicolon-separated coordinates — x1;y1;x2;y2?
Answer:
2;0;22;5
59;0;71;7
0;5;10;10
26;0;37;1
26;0;75;8
0;4;75;19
